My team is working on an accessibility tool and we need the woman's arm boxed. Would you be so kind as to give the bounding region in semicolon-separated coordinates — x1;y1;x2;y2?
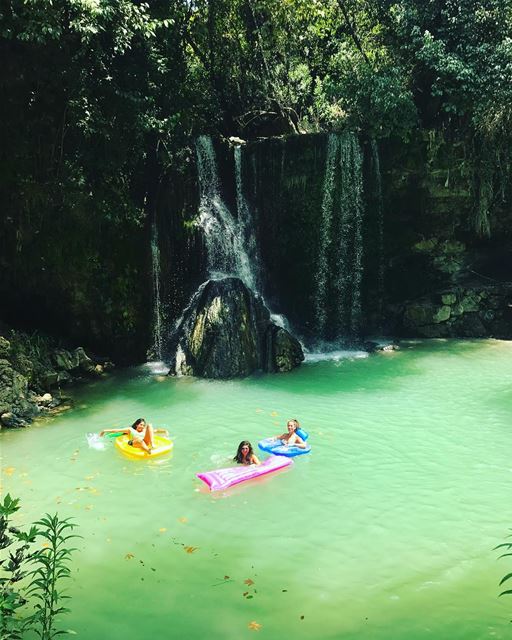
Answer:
290;434;307;448
251;453;261;465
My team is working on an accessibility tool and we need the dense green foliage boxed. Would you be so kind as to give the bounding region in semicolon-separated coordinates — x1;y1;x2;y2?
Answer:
2;0;511;221
0;0;511;350
0;494;79;639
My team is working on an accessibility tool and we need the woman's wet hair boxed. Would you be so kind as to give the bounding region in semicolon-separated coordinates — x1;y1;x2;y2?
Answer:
131;418;146;430
287;419;300;431
234;440;254;463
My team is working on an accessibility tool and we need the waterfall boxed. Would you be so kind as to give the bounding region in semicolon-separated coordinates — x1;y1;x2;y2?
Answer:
150;221;163;360
314;132;364;341
234;145;261;292
315;134;339;336
195;136;258;291
370;138;384;320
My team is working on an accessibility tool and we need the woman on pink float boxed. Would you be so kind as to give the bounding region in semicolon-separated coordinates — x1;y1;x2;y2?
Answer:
233;441;261;465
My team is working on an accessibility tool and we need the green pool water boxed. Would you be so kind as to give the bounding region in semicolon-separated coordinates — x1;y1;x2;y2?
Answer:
2;339;512;639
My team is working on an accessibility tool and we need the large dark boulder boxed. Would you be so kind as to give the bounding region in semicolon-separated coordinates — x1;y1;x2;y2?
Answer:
169;278;304;378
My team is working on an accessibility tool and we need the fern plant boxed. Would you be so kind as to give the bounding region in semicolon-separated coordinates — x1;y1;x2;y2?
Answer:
0;493;39;640
496;532;512;598
25;514;79;640
0;495;79;640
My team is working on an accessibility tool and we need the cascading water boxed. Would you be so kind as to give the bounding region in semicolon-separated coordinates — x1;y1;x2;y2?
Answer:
150;221;163;360
314;132;364;341
195;135;258;291
370;138;385;320
234;145;261;292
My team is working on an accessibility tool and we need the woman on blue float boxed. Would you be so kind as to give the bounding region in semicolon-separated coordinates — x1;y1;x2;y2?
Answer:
234;441;261;465
100;418;168;454
273;419;307;449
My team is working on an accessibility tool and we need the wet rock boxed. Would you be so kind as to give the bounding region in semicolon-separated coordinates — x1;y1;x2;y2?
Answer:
363;341;400;353
1;412;30;428
265;325;304;373
169;278;303;378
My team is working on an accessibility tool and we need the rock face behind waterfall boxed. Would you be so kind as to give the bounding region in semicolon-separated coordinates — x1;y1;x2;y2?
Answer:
169;278;304;378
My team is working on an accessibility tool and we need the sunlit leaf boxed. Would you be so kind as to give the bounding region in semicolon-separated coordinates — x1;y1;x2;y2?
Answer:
248;621;262;631
125;553;135;560
184;546;198;554
244;578;254;586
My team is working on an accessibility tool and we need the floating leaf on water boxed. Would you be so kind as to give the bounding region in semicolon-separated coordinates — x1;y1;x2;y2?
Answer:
248;621;262;631
178;517;188;524
4;467;15;476
282;589;287;592
125;553;135;560
159;528;167;533
244;578;254;586
246;595;254;599
270;411;278;417
184;546;198;554
243;592;248;597
224;575;230;580
300;615;304;620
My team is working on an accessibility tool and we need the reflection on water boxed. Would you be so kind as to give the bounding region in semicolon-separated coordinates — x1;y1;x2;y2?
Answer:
1;339;511;639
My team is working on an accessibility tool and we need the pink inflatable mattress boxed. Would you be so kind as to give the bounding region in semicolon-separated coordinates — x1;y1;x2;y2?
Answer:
197;455;293;491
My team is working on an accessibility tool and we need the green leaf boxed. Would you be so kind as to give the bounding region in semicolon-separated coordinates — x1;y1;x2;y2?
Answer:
499;572;512;586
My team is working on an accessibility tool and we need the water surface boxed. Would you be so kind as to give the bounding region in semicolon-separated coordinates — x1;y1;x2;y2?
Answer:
2;340;511;639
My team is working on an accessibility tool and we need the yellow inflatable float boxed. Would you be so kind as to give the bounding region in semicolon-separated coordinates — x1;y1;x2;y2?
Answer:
115;434;173;459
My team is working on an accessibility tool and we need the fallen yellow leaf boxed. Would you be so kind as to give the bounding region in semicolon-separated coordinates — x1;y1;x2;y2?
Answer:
159;528;167;533
178;517;188;524
270;411;278;417
248;621;262;631
4;467;15;476
125;553;135;560
184;546;198;554
244;578;255;586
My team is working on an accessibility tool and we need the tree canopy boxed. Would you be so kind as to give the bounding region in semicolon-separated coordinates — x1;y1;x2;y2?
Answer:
1;0;511;230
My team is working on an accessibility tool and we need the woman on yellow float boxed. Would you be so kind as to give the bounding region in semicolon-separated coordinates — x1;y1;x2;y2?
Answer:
100;418;168;454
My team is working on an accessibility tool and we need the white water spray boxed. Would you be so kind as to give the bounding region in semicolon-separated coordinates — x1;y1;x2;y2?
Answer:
314;132;364;340
195;136;258;291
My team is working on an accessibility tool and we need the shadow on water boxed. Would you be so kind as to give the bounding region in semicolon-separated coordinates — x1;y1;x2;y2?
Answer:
56;339;502;412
